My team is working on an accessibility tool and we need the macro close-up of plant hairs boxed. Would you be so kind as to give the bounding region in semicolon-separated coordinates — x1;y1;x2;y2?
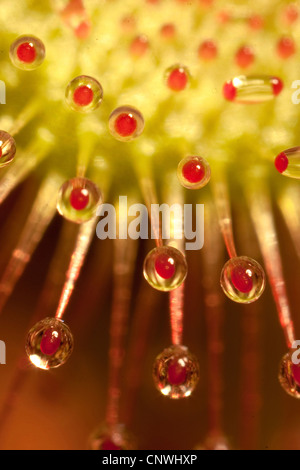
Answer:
1;0;300;451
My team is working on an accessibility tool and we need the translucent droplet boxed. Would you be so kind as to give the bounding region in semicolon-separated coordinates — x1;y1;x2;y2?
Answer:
279;352;300;399
89;423;135;450
10;35;45;71
284;4;299;24
160;23;176;40
177;156;211;190
248;15;264;30
198;40;218;61
25;317;74;370
0;131;16;168
223;75;284;103
274;147;300;179
277;37;296;59
65;75;103;113
220;256;266;304
143;246;187;292
129;35;149;57
153;345;200;399
57;177;102;224
109;106;144;142
235;46;255;69
165;65;190;91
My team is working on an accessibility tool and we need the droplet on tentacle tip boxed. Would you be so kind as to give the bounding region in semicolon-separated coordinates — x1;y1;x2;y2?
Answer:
57;177;102;224
65;75;103;113
10;35;45;71
160;23;176;39
177;156;211;190
277;37;296;59
143;246;187;292
283;4;299;24
220;256;265;304
279;352;300;399
223;75;284;103
235;46;255;69
109;106;144;142
248;15;264;30
153;345;200;399
165;65;190;92
274;147;300;179
25;317;74;370
198;40;218;61
130;35;149;57
120;15;136;33
0;131;16;168
89;423;135;450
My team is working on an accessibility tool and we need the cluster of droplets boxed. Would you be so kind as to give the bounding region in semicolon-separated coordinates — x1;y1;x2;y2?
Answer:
5;0;300;450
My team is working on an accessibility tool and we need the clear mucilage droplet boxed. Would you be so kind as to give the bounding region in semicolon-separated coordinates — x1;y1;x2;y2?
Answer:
220;256;266;304
274;147;300;179
279;352;300;399
65;75;103;113
57;177;102;224
10;35;45;70
153;345;200;399
143;246;187;292
25;317;74;370
177;156;211;190
0;131;16;168
89;423;135;450
109;106;144;142
165;64;190;91
223;75;283;103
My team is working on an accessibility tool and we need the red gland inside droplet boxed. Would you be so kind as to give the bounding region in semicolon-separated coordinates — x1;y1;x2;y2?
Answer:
155;253;176;280
101;439;122;450
167;359;187;386
274;152;288;174
235;46;255;68
16;42;36;63
160;23;176;39
130;35;149;56
73;85;94;106
70;187;90;210
167;68;188;91
272;77;284;96
231;265;254;294
0;147;3;159
75;20;91;39
114;113;137;137
292;362;300;387
284;5;299;24
223;81;237;101
40;329;61;356
182;160;205;183
248;15;264;30
198;40;218;60
277;37;296;59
